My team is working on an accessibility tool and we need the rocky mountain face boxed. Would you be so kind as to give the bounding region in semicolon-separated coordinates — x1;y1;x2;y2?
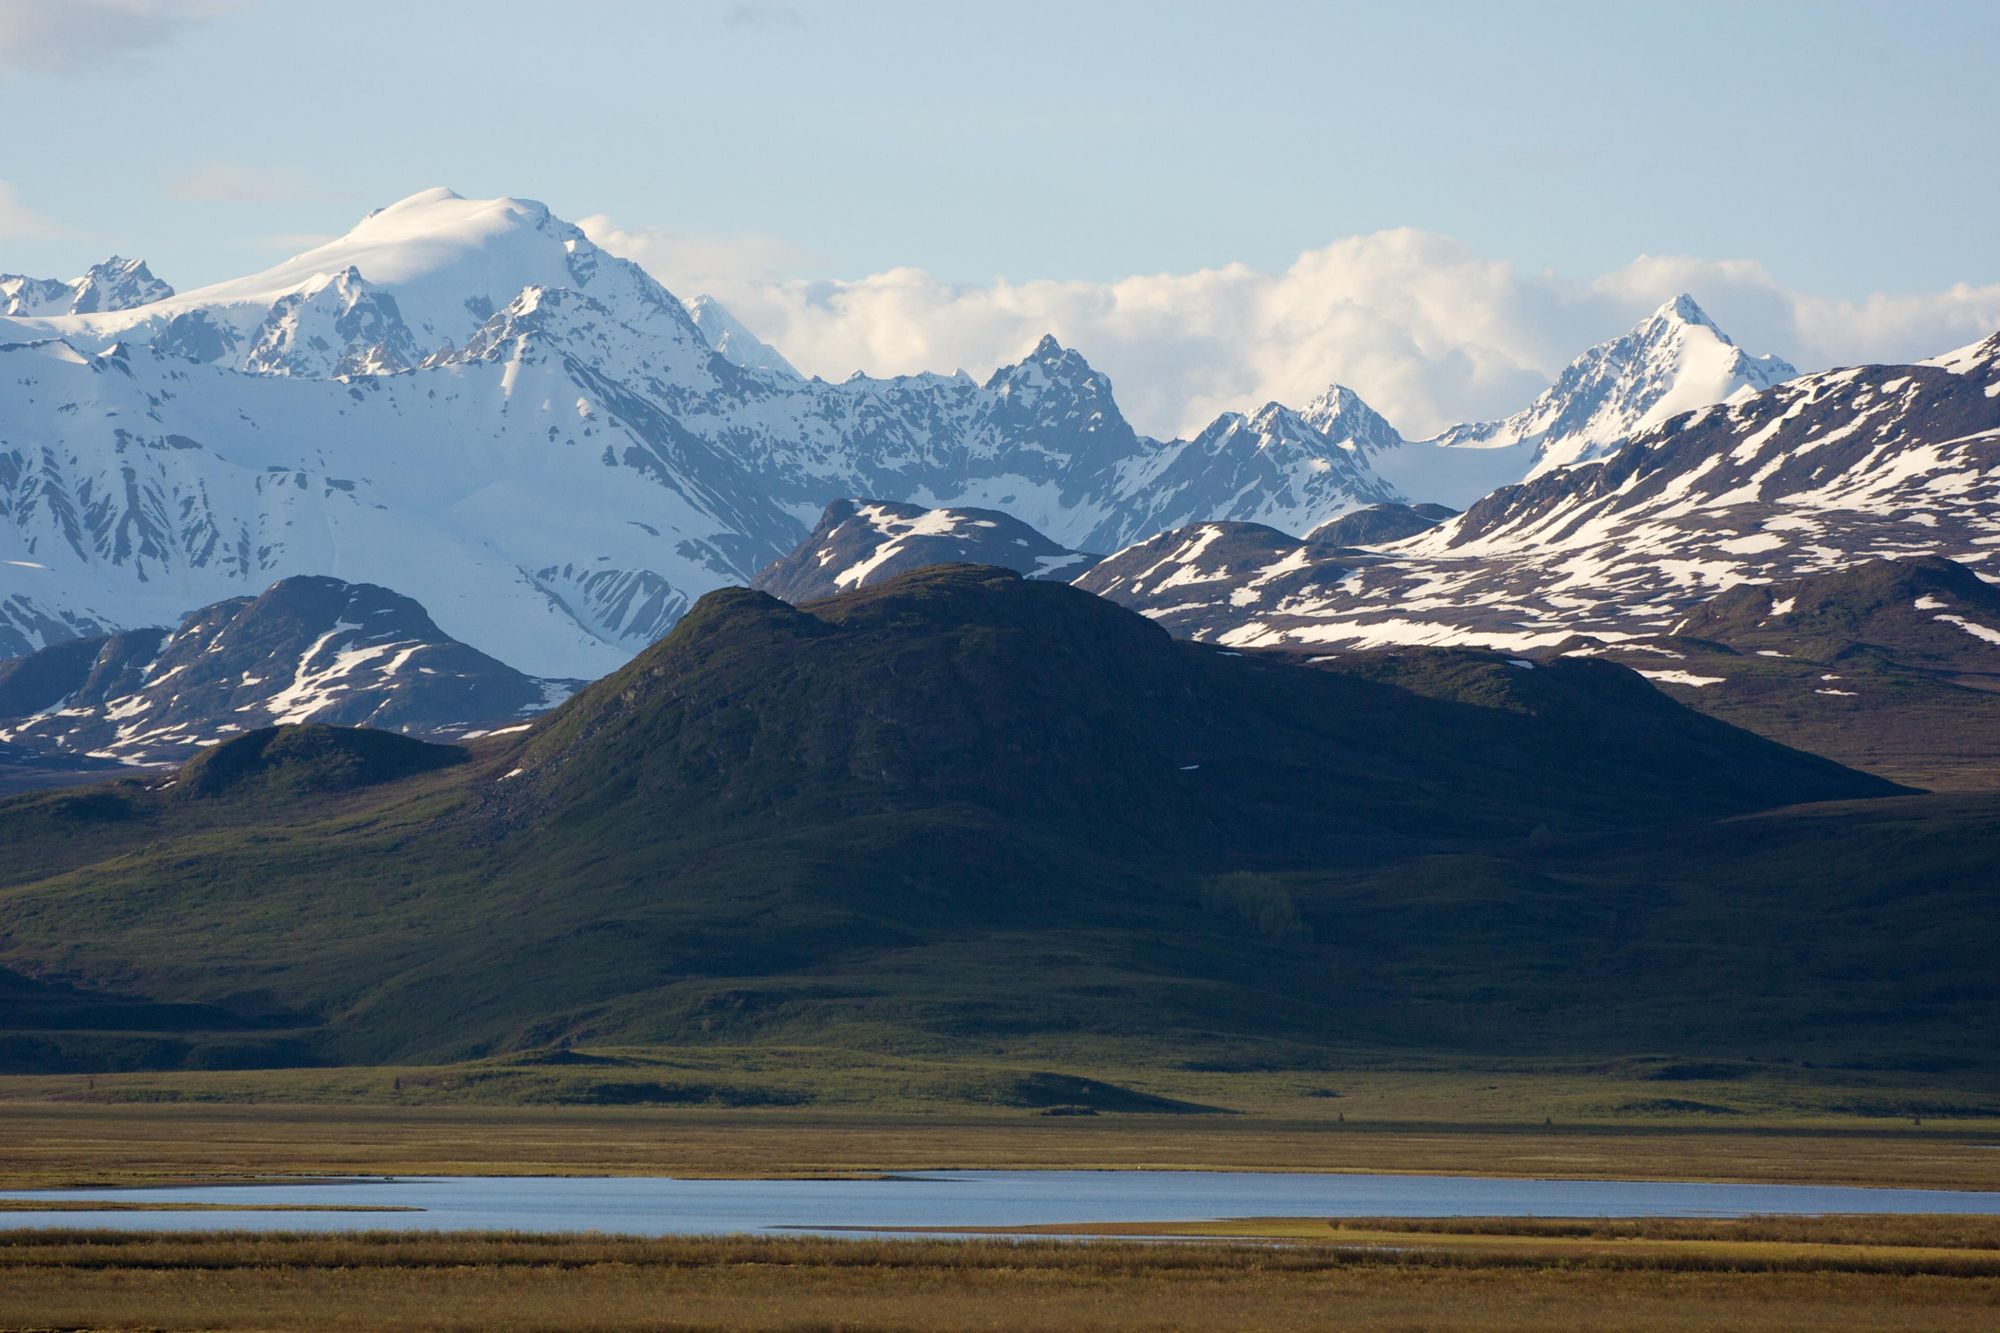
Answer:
0;189;1798;685
0;576;565;765
752;499;1099;603
0;257;173;317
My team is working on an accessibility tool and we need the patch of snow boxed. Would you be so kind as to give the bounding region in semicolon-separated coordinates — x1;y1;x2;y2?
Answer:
1936;614;2000;645
1634;668;1725;688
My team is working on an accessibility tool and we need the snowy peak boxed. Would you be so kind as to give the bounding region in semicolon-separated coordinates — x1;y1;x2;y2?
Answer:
1095;400;1405;545
0;274;71;317
686;295;800;379
1923;328;2000;385
3;188;710;383
973;335;1140;469
0;575;566;765
1658;291;1718;332
1298;384;1407;454
243;267;421;377
1;256;173;316
752;499;1101;603
1430;293;1798;477
1233;401;1348;453
192;188;609;355
67;256;174;314
984;334;1106;397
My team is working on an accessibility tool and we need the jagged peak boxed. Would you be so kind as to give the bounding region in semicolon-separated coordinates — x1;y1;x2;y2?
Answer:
1249;400;1294;425
1297;383;1405;453
983;332;1112;396
686;294;800;378
1007;332;1093;376
1651;292;1719;333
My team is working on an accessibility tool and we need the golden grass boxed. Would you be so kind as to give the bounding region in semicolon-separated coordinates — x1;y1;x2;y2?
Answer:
1;1228;1997;1332
875;1214;2000;1273
3;1100;1999;1192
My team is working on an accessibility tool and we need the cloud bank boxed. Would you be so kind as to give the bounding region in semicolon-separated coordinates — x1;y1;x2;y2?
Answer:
0;0;245;72
0;182;65;241
580;217;2000;439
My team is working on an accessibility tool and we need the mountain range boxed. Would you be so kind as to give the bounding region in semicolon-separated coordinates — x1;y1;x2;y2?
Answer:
0;256;173;318
1070;333;2000;659
0;188;1807;687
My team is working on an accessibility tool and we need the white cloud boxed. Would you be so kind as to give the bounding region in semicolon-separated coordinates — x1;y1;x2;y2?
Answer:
575;214;822;305
582;216;2000;440
0;181;66;240
0;0;245;71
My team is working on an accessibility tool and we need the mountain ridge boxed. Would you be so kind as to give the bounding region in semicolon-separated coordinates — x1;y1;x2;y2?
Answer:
0;189;1808;681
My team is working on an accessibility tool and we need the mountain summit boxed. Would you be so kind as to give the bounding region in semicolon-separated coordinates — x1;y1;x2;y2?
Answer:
0;256;172;317
1431;294;1798;474
1328;295;1799;508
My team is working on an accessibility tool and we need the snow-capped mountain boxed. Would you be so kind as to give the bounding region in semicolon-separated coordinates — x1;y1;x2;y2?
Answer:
1074;521;1362;643
1078;334;2000;653
752;499;1099;603
1091;401;1405;547
0;257;173;317
1298;296;1798;509
0;185;1402;679
1432;294;1796;471
0;575;565;765
686;295;801;379
0;189;1824;684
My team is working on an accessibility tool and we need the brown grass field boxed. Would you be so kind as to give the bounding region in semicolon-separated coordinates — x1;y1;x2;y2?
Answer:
1;1226;1997;1331
3;1100;1998;1192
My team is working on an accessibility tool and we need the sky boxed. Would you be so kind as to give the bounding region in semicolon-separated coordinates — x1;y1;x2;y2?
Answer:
5;0;1999;436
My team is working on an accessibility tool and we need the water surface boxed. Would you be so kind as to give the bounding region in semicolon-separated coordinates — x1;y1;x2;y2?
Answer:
6;1171;2000;1235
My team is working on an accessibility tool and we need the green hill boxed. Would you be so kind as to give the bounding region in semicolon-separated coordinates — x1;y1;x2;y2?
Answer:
2;564;1984;1086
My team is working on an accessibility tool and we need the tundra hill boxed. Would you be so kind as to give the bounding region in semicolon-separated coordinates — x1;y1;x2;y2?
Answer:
1566;556;2000;790
3;564;1978;1084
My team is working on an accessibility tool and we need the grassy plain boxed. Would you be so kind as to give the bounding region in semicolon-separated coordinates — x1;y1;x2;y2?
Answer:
3;1096;1999;1192
2;1226;1996;1331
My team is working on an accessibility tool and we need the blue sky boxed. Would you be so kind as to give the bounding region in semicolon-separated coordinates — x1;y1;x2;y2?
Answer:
7;0;1995;292
5;0;1998;434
